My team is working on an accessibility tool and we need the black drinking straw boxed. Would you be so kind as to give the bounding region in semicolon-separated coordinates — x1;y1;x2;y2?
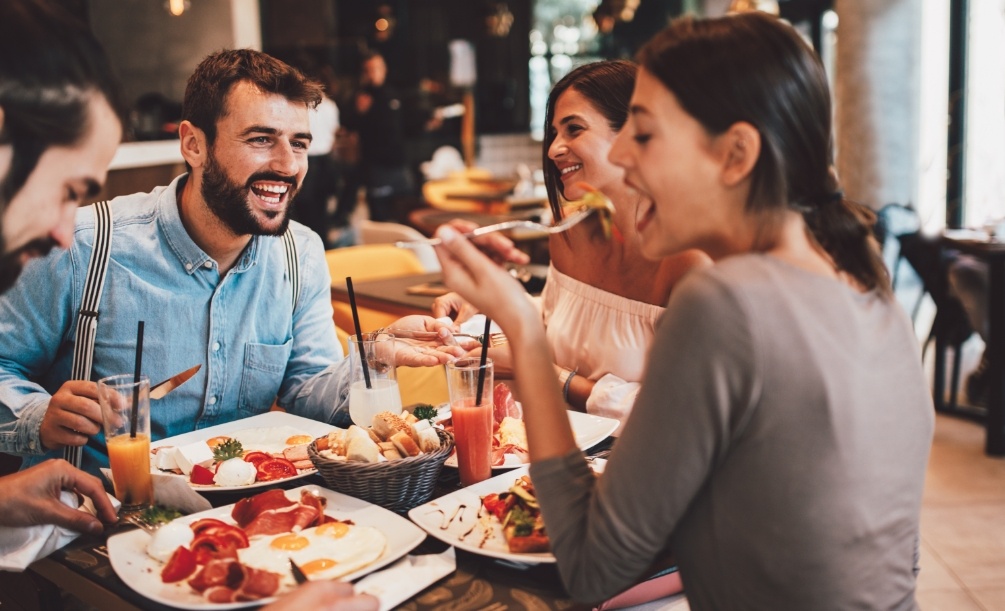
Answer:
475;317;492;406
345;277;372;389
131;320;144;438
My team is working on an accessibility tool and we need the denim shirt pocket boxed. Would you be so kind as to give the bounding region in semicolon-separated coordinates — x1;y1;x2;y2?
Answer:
237;339;293;416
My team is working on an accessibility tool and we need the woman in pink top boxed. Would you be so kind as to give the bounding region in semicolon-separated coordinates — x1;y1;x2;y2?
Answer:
434;61;708;423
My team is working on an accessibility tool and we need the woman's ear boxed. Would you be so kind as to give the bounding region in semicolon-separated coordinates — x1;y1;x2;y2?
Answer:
178;120;207;169
719;122;760;188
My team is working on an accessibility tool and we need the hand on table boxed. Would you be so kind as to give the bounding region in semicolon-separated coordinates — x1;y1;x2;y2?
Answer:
261;581;378;611
388;315;476;366
0;459;117;533
445;219;530;267
40;380;101;451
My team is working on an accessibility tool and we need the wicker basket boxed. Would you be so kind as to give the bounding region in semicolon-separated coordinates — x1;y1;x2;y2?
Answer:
307;429;454;513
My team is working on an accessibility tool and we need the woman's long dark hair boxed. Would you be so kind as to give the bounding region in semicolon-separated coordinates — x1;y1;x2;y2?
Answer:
637;13;889;295
542;60;636;221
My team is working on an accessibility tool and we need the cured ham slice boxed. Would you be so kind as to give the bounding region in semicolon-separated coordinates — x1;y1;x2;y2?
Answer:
188;558;281;601
493;383;517;424
242;504;319;538
231;489;294;527
188;559;244;593
234;566;282;601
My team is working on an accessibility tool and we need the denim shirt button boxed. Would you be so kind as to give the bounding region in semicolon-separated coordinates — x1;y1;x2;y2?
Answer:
185;263;193;271
204;261;213;269
208;396;217;405
28;440;35;450
212;342;221;352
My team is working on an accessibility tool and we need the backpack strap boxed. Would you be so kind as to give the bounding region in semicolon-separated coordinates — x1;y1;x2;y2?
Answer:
282;228;300;311
64;200;113;468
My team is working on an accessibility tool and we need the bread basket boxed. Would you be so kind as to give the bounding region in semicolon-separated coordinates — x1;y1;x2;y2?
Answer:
307;429;454;513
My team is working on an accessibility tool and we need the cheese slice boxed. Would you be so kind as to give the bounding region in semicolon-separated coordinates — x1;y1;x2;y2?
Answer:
171;440;214;475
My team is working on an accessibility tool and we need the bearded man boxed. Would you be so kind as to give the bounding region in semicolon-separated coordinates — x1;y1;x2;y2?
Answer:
0;49;464;476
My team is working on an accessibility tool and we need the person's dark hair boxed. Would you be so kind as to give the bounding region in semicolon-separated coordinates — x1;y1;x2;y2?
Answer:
0;0;126;208
543;60;636;221
182;49;324;147
637;13;889;294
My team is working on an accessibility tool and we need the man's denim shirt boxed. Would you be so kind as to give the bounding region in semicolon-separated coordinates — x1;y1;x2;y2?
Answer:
0;175;352;474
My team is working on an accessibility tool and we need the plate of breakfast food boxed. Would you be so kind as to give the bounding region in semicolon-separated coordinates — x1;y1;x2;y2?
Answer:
434;384;618;469
107;484;426;609
150;412;335;492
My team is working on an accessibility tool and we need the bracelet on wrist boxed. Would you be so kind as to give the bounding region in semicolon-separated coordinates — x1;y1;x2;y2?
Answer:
562;368;578;404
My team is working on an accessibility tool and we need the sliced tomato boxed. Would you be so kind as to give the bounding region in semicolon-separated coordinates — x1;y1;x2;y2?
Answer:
190;533;240;565
190;518;229;536
161;545;197;583
190;464;216;485
242;451;272;467
255;457;298;482
189;519;249;549
481;493;512;522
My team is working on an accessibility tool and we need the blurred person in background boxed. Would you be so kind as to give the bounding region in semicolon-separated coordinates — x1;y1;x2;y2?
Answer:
294;62;342;248
341;51;412;223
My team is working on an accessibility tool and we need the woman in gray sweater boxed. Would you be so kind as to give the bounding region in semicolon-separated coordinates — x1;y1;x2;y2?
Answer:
433;12;933;611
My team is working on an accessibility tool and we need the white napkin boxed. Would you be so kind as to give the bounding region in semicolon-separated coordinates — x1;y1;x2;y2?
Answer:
100;469;212;514
0;490;120;572
354;547;456;611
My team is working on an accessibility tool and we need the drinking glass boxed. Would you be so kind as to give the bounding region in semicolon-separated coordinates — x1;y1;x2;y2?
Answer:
98;374;154;512
348;332;402;426
446;357;494;486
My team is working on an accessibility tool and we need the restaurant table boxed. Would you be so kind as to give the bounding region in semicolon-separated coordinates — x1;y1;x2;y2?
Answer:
330;272;444;320
940;234;1005;456
23;439;618;611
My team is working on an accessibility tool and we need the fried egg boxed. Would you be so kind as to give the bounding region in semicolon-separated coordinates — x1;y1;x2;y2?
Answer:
228;426;312;455
238;521;387;587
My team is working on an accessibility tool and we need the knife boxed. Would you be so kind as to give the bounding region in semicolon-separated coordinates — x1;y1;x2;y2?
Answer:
149;364;201;400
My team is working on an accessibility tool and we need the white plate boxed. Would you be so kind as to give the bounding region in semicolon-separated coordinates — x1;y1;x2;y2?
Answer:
150;412;335;492
409;459;608;566
408;466;551;564
441;409;619;469
108;484;426;610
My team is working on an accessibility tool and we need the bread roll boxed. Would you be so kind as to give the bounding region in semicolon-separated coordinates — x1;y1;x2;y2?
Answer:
372;411;410;440
381;446;403;460
417;427;441;453
347;434;380;463
410;419;432;443
390;431;421;457
326;429;348;456
366;427;383;445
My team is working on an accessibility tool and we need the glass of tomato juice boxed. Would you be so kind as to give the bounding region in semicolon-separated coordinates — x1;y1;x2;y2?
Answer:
446;357;494;486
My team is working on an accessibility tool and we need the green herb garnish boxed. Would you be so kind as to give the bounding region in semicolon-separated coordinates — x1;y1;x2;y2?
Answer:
139;505;183;525
212;438;244;462
412;404;438;422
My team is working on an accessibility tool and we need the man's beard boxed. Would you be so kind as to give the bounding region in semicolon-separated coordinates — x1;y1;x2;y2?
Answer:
0;237;57;294
200;149;298;237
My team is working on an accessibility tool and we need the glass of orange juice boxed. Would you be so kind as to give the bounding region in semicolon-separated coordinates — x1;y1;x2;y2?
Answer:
446;357;494;486
98;374;154;512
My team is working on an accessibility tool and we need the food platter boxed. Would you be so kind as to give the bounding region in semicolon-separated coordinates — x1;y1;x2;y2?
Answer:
408;466;552;564
149;412;335;492
108;484;425;610
439;409;619;469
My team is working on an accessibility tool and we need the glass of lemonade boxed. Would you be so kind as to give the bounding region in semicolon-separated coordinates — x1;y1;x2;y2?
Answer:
348;332;402;426
446;357;494;486
97;374;154;512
